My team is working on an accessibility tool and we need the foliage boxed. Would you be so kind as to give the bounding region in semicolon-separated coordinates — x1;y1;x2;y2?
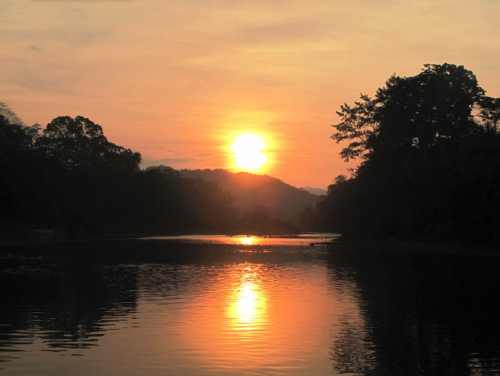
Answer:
236;212;299;235
38;116;141;172
0;113;229;234
332;64;488;162
297;205;320;232
320;64;500;245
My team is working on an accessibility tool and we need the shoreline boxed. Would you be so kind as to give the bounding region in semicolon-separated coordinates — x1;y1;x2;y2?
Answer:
331;238;500;257
1;231;498;257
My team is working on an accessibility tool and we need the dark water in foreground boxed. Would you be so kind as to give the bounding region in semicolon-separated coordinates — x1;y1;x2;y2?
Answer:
1;236;499;375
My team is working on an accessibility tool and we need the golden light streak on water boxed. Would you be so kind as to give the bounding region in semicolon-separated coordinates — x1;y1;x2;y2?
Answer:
227;265;267;334
235;283;258;322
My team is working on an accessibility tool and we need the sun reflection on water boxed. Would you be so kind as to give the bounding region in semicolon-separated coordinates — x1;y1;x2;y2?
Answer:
227;264;267;332
169;261;335;374
236;282;258;324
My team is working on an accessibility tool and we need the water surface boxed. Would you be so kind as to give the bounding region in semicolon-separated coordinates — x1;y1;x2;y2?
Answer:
1;237;499;375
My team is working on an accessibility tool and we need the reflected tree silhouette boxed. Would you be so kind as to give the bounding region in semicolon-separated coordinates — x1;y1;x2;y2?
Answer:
0;239;320;360
326;246;500;375
1;240;500;374
0;244;139;358
330;315;376;374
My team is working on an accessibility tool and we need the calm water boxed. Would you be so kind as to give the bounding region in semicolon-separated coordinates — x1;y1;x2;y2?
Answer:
1;235;499;375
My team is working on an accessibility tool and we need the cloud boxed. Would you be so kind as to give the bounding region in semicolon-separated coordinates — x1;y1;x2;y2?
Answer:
141;152;215;168
27;45;43;53
32;0;131;2
215;19;325;47
141;157;195;166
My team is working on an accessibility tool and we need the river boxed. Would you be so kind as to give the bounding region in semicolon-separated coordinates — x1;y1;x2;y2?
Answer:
1;235;499;375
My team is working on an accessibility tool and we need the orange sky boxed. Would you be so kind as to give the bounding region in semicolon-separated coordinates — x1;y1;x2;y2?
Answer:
1;0;499;189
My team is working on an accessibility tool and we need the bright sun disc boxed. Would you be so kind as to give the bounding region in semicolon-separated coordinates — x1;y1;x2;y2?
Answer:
231;134;267;170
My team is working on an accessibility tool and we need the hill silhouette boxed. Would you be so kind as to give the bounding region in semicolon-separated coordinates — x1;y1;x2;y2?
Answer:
177;168;319;225
302;186;327;196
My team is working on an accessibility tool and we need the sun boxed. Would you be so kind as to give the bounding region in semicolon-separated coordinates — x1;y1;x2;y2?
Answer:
231;133;267;170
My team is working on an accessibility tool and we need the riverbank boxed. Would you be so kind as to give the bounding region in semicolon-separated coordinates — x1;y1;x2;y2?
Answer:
0;222;301;247
331;238;500;257
1;229;498;257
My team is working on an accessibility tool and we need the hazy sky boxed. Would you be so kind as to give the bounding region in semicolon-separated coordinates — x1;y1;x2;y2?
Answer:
1;0;499;188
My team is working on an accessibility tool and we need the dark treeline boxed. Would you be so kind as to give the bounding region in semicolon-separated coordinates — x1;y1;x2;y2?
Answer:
317;64;500;246
0;106;297;235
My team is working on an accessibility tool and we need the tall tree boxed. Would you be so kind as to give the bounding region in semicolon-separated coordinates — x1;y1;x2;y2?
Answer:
332;64;492;163
38;116;141;171
321;63;500;244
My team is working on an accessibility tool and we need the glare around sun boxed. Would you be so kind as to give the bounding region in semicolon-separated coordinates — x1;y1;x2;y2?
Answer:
231;134;267;171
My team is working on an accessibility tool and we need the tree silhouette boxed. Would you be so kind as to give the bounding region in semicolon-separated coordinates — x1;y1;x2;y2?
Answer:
332;64;489;164
321;63;500;245
37;116;141;171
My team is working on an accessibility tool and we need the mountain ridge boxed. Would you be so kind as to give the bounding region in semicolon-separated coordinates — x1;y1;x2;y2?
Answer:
301;186;327;196
177;168;318;224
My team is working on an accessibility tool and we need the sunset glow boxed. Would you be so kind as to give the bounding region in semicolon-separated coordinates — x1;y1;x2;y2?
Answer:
231;134;267;171
2;0;499;371
1;1;499;188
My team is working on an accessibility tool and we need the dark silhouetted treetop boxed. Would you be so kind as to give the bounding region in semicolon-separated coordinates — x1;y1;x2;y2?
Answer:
37;116;141;171
331;63;496;162
0;114;30;150
479;96;500;132
0;103;40;150
0;101;25;127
